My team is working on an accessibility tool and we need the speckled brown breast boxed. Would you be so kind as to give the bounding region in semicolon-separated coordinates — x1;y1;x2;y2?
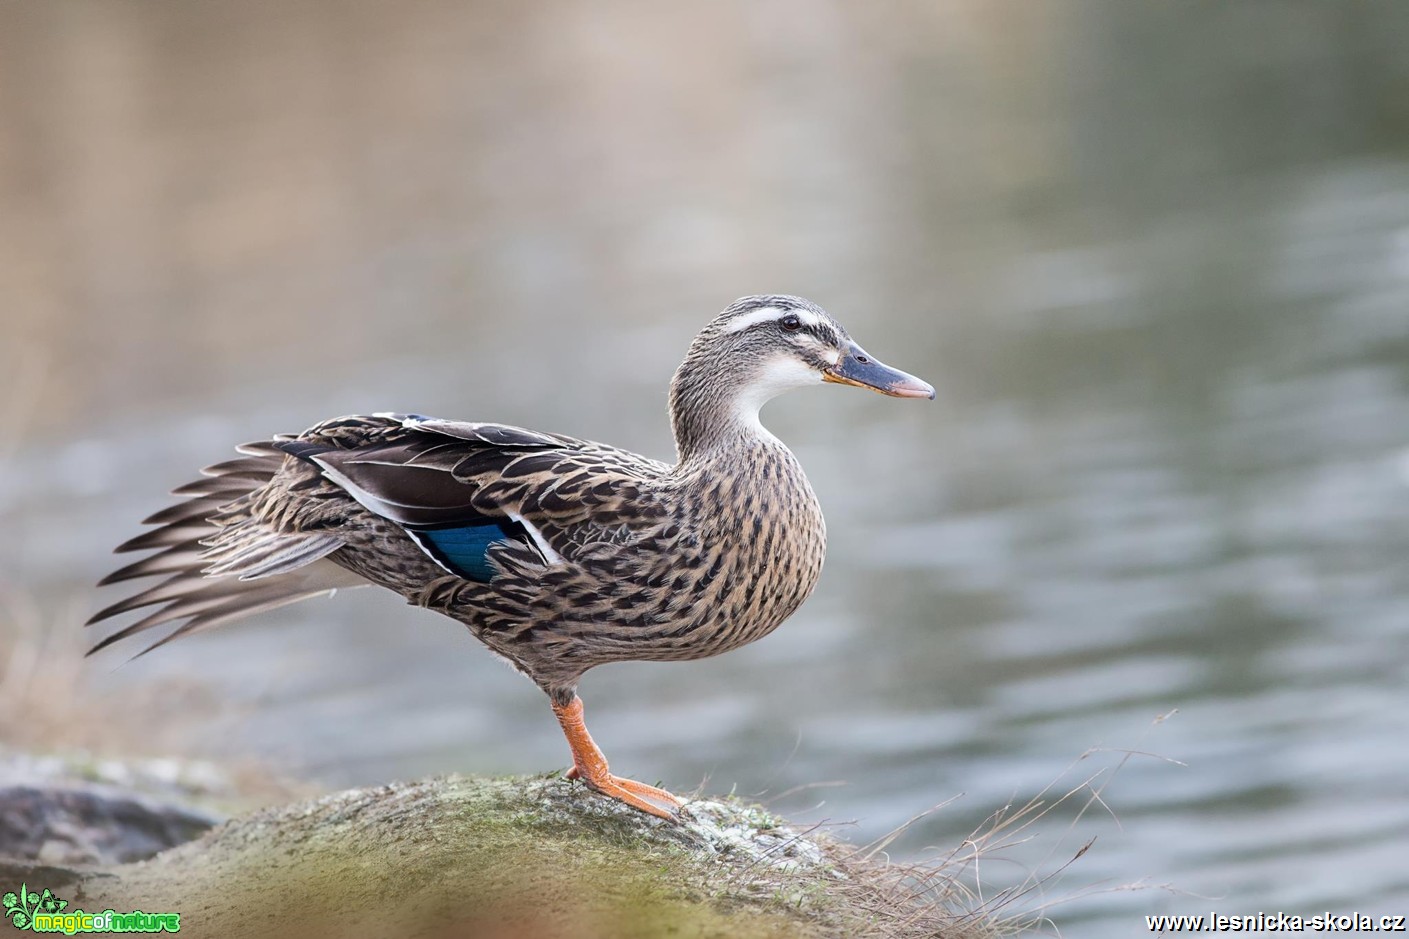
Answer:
578;437;829;665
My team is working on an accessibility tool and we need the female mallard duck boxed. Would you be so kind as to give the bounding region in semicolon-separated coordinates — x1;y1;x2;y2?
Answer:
88;295;933;819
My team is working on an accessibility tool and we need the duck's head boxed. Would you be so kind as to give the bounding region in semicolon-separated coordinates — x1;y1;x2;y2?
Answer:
670;295;934;452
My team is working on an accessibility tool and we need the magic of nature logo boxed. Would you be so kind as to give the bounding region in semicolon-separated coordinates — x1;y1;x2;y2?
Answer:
3;885;180;934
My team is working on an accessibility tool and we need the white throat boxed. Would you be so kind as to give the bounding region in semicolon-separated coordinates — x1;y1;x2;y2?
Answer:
732;355;824;436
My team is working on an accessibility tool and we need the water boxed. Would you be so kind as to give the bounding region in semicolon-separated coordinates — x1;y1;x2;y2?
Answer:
3;2;1408;933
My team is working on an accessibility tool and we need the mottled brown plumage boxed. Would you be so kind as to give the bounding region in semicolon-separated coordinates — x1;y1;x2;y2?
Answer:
89;295;933;818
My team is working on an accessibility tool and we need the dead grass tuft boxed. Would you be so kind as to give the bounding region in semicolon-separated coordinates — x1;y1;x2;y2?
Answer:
744;713;1183;937
0;588;309;807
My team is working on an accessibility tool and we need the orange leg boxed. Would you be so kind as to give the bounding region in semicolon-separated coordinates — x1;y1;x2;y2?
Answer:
552;695;684;820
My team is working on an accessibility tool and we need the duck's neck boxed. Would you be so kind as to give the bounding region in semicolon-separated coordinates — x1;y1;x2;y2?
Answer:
669;361;775;465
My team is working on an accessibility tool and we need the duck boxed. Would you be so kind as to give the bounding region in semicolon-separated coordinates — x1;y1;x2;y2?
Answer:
87;295;934;819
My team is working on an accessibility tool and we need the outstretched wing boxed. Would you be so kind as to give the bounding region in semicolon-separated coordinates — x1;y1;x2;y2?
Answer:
87;438;367;657
283;415;673;580
87;413;675;657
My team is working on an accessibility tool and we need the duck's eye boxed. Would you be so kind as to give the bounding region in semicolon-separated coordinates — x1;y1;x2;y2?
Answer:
779;315;802;332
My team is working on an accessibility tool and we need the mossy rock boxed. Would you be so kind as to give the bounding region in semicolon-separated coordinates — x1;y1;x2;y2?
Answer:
41;774;978;938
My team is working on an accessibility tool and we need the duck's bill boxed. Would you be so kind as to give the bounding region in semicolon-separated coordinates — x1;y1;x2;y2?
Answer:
824;343;936;399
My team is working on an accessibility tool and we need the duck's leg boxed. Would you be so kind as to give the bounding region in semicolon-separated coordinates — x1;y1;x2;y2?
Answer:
551;694;684;820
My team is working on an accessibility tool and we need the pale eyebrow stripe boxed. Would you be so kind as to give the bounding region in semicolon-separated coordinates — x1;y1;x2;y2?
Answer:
721;306;822;334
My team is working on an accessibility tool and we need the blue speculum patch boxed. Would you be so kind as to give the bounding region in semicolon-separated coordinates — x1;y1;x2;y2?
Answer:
411;520;520;581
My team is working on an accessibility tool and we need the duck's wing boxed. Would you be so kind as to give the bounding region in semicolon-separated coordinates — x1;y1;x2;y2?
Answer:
87;436;368;656
290;414;674;578
88;413;671;656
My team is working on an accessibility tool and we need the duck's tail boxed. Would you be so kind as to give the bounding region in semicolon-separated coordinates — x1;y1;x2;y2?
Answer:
86;439;364;657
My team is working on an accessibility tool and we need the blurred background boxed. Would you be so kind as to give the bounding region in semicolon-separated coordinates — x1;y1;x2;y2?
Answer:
3;1;1409;933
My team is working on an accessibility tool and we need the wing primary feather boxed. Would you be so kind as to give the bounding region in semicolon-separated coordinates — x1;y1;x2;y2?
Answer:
203;533;343;580
171;477;264;497
116;522;216;554
88;561;365;658
98;547;205;585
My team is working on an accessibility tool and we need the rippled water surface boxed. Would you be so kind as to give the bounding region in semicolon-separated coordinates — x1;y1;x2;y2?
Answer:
3;3;1408;934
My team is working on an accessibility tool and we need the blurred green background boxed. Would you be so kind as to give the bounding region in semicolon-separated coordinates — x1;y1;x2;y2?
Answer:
3;1;1408;933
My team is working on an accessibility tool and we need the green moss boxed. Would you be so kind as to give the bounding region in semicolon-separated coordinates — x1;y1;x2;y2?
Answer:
68;774;978;939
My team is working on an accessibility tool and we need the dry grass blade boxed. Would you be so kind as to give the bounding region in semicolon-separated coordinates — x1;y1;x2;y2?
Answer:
859;792;966;863
777;711;1185;938
0;584;307;807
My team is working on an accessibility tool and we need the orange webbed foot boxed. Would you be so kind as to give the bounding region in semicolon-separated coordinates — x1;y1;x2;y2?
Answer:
553;695;685;821
565;763;683;819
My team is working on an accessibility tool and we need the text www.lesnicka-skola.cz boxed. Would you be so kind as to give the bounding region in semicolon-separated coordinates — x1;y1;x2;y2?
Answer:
1146;912;1407;933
